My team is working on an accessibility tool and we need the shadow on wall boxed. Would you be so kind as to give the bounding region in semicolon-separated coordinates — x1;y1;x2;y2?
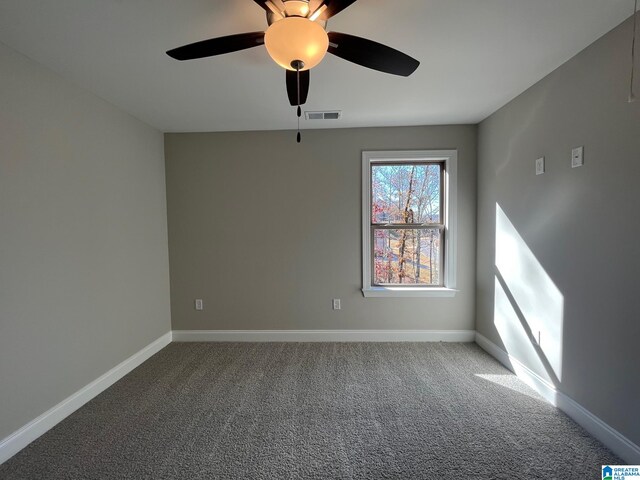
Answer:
493;204;564;387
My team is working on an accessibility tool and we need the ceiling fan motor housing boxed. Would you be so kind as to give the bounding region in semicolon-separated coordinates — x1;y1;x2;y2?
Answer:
267;0;327;27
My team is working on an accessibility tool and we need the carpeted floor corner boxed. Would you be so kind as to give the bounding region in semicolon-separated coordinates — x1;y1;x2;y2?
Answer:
0;342;621;479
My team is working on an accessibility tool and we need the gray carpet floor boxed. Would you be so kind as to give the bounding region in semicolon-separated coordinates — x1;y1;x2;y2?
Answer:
0;342;620;479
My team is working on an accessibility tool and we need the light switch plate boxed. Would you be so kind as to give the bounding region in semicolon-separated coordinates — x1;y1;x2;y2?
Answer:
572;146;584;168
535;157;545;175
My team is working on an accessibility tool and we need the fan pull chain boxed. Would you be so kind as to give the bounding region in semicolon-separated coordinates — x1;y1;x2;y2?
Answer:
630;0;638;102
296;64;302;143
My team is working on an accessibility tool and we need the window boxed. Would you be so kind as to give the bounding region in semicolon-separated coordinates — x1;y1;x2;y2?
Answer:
362;150;457;297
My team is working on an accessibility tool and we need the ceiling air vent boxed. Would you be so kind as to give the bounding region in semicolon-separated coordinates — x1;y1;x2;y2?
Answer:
305;110;342;120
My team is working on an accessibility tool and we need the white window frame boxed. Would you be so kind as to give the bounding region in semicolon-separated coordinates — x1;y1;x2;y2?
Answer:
362;150;458;298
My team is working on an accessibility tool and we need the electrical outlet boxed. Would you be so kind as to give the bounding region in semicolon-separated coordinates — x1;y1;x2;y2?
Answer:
535;157;545;176
571;146;584;168
195;299;203;311
332;299;341;310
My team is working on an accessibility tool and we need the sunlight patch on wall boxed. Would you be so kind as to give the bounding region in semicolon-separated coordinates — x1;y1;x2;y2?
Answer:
493;276;555;385
495;204;564;382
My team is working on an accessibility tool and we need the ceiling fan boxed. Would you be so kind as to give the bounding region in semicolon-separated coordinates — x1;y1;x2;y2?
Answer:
167;0;420;141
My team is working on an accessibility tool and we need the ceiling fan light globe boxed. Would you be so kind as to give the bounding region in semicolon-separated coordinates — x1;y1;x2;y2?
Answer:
264;17;328;71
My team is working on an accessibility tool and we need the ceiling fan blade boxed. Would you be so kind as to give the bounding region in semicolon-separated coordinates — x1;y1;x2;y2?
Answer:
286;69;310;106
327;32;419;76
167;32;265;61
316;0;358;20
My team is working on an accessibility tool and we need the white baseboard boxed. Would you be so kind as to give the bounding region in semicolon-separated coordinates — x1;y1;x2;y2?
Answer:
172;329;476;343
475;332;640;464
0;331;172;465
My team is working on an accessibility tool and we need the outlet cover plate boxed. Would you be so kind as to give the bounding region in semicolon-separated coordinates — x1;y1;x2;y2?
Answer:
536;157;545;175
572;146;584;168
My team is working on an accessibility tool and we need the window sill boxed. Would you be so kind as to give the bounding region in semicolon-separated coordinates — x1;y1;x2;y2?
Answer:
362;287;458;298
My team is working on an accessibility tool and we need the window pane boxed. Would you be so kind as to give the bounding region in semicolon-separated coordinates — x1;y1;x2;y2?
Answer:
373;228;441;285
372;164;441;224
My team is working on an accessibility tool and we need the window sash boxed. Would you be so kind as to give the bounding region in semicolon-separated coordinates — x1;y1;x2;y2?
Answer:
370;226;445;287
370;161;445;227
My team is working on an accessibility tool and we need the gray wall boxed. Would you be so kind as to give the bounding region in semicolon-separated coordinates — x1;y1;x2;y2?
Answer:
165;126;477;331
476;14;640;445
0;43;171;440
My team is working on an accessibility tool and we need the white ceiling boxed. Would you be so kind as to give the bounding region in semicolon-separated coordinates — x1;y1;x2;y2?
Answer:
0;0;633;132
